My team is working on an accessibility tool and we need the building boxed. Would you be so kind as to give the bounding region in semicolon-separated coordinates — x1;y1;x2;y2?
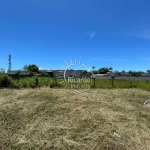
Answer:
7;70;53;77
7;69;84;78
147;70;150;75
53;70;84;78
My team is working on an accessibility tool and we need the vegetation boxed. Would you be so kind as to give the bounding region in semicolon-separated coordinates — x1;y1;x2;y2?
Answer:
0;88;150;149
23;64;39;76
81;66;146;76
1;65;150;149
15;70;21;76
0;73;12;88
97;67;113;74
1;72;150;92
128;70;145;76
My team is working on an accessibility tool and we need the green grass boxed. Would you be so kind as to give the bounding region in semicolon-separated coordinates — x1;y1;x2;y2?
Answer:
94;79;150;91
3;76;150;93
12;77;65;88
0;88;150;149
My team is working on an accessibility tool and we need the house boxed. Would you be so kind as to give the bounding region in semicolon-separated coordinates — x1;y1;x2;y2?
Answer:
53;70;84;78
7;70;54;77
7;69;84;78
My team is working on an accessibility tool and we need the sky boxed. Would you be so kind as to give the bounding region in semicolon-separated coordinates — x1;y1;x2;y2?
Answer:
0;0;150;72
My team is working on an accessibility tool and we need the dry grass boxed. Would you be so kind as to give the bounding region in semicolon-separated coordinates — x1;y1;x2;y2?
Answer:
0;88;150;150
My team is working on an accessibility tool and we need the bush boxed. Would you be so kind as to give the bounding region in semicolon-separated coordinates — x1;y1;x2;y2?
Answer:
22;82;28;88
0;73;13;88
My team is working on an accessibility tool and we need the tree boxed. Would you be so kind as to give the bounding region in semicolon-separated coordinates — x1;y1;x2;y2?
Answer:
0;68;5;73
128;70;144;76
23;64;39;76
92;66;95;70
28;64;39;73
92;70;98;74
128;70;136;76
0;69;12;87
109;67;113;71
136;71;145;76
82;70;88;75
91;66;97;74
97;67;110;74
23;65;28;70
23;64;39;73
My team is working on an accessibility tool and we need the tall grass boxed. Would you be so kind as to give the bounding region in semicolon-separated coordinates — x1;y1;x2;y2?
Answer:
1;74;150;92
94;79;150;91
12;76;65;88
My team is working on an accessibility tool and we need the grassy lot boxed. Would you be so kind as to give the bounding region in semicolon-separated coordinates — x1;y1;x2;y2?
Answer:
95;79;150;90
11;76;150;92
0;88;150;149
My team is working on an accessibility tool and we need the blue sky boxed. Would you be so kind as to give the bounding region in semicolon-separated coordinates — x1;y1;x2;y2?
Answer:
0;0;150;72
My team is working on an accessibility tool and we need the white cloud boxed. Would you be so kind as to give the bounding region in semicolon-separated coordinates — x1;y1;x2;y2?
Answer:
85;31;96;39
124;30;150;40
90;58;132;62
39;68;43;70
138;57;150;61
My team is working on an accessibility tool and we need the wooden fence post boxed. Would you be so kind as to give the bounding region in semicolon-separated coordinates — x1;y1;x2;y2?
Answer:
55;74;57;86
130;80;132;88
93;77;96;87
111;76;114;87
35;76;39;86
129;76;132;88
18;76;20;83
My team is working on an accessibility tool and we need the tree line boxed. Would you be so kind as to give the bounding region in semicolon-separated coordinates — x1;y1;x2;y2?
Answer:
83;66;146;76
0;64;147;77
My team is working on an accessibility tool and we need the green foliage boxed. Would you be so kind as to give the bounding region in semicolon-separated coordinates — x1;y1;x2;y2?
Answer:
2;73;150;92
109;67;113;71
12;76;53;88
82;70;88;75
23;65;28;70
92;66;95;70
92;70;98;74
0;73;13;88
15;70;21;76
0;68;5;73
128;70;145;76
97;67;111;74
94;79;150;91
40;72;49;76
25;64;39;73
28;71;38;76
14;70;22;84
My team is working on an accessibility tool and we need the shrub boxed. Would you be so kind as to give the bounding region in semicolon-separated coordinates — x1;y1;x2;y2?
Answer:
22;82;28;88
0;73;13;88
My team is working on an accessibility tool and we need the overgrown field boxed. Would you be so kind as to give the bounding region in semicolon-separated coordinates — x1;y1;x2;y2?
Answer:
0;88;150;149
1;74;150;92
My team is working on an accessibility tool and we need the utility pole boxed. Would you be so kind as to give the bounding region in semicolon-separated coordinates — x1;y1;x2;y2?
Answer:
8;54;12;73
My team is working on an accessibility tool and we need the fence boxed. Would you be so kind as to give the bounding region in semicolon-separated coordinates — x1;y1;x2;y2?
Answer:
92;76;150;89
